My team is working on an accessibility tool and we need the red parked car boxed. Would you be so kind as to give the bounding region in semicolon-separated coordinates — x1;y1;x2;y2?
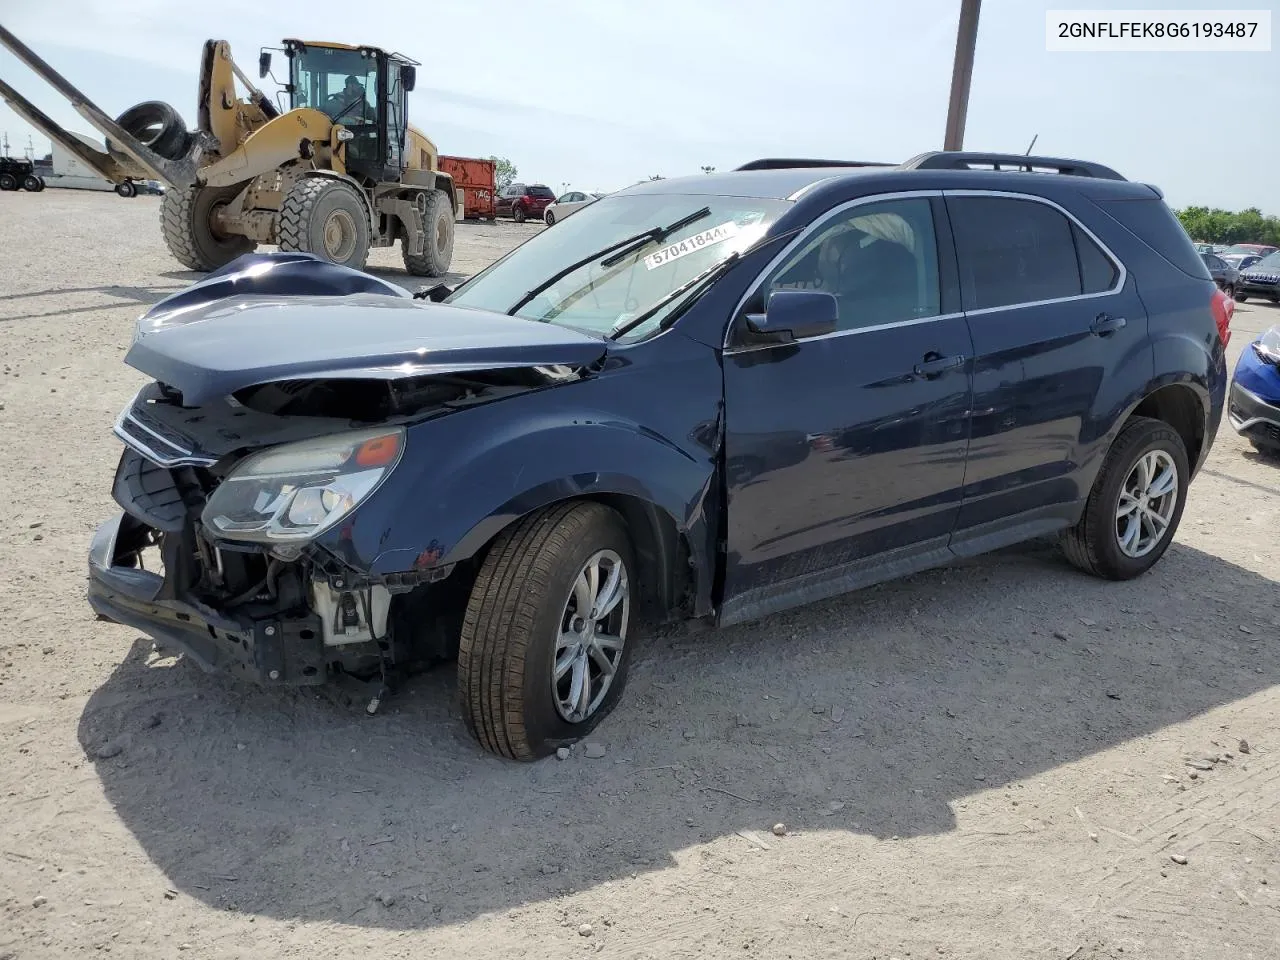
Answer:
496;182;556;222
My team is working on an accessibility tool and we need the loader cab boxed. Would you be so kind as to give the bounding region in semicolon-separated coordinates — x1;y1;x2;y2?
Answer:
277;39;417;184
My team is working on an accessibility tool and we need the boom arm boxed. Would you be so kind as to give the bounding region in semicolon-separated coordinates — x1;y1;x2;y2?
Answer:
0;23;208;189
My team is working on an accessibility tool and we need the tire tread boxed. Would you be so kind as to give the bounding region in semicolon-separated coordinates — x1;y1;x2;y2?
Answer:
457;502;617;761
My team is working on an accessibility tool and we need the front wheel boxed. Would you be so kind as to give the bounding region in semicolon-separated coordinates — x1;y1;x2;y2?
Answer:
1060;416;1189;580
278;177;371;270
457;502;636;760
116;181;137;198
545;210;556;226
1225;283;1236;300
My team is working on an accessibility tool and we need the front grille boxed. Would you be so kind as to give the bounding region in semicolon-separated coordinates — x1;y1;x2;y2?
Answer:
1243;273;1280;287
113;388;216;468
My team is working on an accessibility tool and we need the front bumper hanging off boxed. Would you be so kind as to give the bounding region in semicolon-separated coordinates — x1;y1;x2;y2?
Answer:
87;511;330;686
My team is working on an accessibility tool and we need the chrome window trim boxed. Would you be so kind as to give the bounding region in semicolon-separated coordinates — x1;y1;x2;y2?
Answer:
721;187;1128;352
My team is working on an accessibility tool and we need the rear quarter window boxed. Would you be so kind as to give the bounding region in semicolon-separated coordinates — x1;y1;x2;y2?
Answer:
1090;198;1211;280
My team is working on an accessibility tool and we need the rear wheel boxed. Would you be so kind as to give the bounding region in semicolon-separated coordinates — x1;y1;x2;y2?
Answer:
160;183;256;271
116;181;137;198
512;203;527;223
279;177;371;270
21;174;41;192
457;502;636;761
401;189;455;276
1061;416;1189;580
0;173;17;191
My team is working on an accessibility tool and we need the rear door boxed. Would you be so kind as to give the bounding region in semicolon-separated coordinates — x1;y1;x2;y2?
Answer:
719;193;974;623
943;190;1151;547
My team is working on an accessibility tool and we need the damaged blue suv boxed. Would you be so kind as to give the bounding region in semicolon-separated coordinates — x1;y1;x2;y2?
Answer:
88;151;1232;760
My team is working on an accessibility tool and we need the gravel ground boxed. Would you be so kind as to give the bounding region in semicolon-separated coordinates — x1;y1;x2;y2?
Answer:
1;188;1278;960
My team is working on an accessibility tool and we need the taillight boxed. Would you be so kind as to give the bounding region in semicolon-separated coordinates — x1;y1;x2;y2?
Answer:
1211;287;1233;346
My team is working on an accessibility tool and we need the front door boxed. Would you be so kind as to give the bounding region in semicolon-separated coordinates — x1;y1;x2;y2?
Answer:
942;191;1152;545
720;194;974;625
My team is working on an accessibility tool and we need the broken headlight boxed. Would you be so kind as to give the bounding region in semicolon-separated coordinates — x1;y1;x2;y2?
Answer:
201;427;405;543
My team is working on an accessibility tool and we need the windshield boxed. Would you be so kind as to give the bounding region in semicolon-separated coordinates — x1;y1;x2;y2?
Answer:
1250;252;1280;271
290;47;377;124
446;193;790;340
528;186;556;199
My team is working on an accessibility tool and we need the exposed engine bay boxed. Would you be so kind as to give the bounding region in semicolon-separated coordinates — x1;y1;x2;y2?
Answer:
96;360;590;706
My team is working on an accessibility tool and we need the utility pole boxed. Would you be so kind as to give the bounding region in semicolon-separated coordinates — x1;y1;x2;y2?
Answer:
943;0;982;151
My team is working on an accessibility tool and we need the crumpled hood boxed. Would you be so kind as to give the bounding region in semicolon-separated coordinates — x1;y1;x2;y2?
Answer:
124;256;608;406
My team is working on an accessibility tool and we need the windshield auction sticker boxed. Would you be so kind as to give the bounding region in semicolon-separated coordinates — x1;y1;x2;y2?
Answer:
644;221;740;270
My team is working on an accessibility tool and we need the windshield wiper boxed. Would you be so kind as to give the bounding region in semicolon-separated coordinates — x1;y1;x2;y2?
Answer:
607;224;809;341
598;206;711;269
506;206;712;317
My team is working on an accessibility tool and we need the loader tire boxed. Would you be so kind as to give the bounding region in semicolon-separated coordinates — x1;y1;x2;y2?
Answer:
160;183;255;272
109;101;191;164
401;189;455;277
278;177;370;270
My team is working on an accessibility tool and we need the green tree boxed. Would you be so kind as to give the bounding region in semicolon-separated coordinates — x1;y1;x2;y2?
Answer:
1175;205;1280;245
489;156;517;191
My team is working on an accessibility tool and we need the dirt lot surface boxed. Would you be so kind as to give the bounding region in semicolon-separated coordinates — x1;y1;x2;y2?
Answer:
1;189;1278;960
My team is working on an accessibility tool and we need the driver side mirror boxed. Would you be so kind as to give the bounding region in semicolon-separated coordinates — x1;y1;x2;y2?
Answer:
402;66;416;92
258;51;272;79
745;290;838;342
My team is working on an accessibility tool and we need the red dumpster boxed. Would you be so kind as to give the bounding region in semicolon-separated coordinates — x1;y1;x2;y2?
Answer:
439;155;497;220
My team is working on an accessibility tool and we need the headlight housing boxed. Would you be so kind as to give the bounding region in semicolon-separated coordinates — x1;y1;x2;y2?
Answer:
1253;327;1280;366
201;426;405;543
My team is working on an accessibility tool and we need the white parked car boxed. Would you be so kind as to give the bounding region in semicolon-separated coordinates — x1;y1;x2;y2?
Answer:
543;190;606;225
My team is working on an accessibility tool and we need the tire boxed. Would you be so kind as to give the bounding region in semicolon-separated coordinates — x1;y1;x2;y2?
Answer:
109;100;191;164
401;189;455;276
1225;283;1236;300
116;181;137;198
0;173;17;191
512;203;526;223
457;501;637;761
545;210;556;226
160;183;256;271
21;174;40;192
33;176;45;192
1060;416;1189;580
278;177;371;270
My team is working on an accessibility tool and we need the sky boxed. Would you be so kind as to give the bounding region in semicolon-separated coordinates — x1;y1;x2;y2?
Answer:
1;0;1276;212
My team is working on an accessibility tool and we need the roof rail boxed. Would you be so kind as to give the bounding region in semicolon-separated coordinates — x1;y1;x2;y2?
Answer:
734;158;895;171
901;151;1126;181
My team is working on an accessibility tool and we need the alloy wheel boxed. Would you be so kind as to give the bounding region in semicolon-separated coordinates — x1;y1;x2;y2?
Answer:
1115;450;1178;558
551;549;630;723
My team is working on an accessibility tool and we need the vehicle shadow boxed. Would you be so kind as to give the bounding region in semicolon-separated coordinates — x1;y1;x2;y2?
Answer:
0;283;186;322
76;538;1278;930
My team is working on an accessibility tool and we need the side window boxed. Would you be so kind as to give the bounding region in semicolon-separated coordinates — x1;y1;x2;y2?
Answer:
1073;222;1120;293
761;197;941;332
949;196;1083;310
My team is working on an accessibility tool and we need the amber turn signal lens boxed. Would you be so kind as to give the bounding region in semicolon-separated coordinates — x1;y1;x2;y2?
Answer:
355;433;401;467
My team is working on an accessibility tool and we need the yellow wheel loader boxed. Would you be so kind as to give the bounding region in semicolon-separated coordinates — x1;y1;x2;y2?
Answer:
0;26;457;276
